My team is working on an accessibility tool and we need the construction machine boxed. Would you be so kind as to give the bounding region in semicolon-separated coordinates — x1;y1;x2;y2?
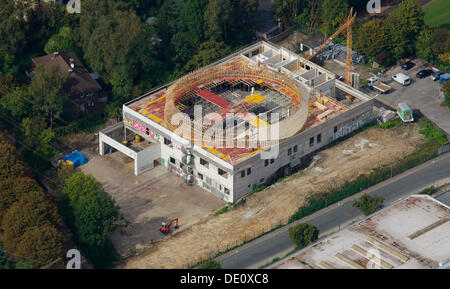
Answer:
291;8;357;86
160;218;179;234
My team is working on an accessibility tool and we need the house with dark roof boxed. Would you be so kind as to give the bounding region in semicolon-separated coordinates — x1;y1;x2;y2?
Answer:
28;51;107;114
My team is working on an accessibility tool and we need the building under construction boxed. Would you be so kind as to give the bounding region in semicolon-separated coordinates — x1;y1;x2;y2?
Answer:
98;41;373;202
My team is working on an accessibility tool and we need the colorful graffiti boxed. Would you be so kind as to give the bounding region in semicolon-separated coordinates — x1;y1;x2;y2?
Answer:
124;118;160;140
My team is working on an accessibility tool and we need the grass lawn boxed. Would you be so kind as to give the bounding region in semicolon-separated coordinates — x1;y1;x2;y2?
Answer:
423;0;450;28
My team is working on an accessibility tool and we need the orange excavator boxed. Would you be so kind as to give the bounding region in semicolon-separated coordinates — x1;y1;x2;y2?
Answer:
160;218;179;234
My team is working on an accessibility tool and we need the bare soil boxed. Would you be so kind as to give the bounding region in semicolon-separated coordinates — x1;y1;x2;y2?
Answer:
124;123;426;268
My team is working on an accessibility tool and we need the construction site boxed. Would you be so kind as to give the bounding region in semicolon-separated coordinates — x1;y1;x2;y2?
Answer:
270;195;450;269
97;9;371;203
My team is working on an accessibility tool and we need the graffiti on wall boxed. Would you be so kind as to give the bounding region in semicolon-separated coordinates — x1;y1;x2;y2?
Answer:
124;118;160;141
332;111;373;141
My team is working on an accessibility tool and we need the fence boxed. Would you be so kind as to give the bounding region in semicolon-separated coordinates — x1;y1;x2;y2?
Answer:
438;143;450;155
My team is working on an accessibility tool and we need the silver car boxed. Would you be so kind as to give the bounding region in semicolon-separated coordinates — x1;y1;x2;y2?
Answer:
431;71;443;81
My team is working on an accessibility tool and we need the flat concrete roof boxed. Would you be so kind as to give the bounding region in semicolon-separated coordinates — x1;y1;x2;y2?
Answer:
270;195;450;269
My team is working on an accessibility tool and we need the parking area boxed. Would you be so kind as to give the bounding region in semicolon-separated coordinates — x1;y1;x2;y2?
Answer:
368;58;450;134
78;152;225;258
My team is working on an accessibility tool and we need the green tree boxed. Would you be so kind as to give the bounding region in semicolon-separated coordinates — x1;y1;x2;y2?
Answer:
28;64;68;128
385;0;424;60
0;73;16;98
183;41;231;72
204;0;233;42
44;26;81;56
16;225;65;268
288;223;319;249
273;0;302;27
320;0;349;37
0;88;29;120
2;191;62;252
443;81;450;108
60;172;120;259
352;193;384;216
197;259;221;269
416;28;435;62
355;19;389;58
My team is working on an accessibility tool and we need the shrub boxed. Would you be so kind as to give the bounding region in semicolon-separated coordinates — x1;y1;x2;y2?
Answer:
214;206;229;216
352;193;384;216
288;223;319;249
197;259;221;269
379;118;402;129
419;121;448;145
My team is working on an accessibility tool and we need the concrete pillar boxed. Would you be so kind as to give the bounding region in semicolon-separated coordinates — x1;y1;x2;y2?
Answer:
99;135;105;155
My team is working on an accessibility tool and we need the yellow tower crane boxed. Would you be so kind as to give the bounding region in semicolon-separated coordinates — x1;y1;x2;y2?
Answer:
292;7;357;86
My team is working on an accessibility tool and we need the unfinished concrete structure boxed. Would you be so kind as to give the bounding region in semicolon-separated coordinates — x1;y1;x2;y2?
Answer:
99;41;373;202
270;195;450;269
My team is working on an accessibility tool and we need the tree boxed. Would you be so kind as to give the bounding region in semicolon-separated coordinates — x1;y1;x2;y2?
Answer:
0;73;16;98
44;26;81;57
273;0;303;27
197;259;221;269
443;81;450;108
288;223;319;249
0;87;29;120
28;64;68;128
16;225;65;268
0;177;43;223
355;19;389;58
416;28;435;62
320;0;349;37
60;172;120;256
0;133;28;180
183;41;231;72
385;0;424;60
2;191;62;252
204;0;233;42
78;0;152;102
352;193;384;216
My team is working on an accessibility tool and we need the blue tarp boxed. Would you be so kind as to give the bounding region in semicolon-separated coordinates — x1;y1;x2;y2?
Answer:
440;73;450;84
62;150;88;168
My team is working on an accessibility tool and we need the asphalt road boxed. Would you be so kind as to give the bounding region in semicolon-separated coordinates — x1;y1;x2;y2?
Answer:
219;153;450;269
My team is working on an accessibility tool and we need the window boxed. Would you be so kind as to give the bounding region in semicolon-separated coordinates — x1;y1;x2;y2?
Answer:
224;187;230;195
241;170;246;178
198;173;203;180
309;137;314;147
200;158;209;168
294;145;298;153
317;134;321;143
270;159;275;164
334;126;337;133
288;148;292;156
164;137;171;145
146;128;150;135
260;178;265;183
247;168;251;175
169;157;176;164
218;168;227;176
219;185;222;191
180;163;184;169
264;159;269;167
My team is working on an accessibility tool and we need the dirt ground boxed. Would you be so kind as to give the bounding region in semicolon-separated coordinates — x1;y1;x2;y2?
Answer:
124;123;426;268
79;153;225;258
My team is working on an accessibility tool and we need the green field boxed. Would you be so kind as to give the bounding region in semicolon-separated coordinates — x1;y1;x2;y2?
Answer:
423;0;450;28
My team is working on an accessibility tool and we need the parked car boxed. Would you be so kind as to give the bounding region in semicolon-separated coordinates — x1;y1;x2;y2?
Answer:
401;62;415;70
431;71;444;81
392;73;411;86
416;69;433;79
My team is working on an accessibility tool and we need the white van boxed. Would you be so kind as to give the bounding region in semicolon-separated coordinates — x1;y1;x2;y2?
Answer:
392;73;411;86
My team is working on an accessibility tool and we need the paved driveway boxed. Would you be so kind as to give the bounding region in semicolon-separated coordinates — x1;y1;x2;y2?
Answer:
372;59;450;134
